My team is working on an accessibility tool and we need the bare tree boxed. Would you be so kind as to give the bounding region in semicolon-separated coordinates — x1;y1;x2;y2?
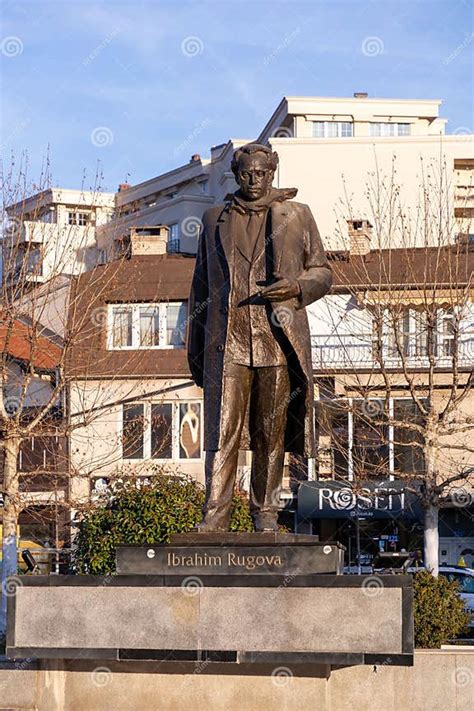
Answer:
0;158;176;628
313;156;473;576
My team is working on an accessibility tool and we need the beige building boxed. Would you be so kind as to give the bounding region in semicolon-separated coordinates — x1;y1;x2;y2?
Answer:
99;94;473;256
6;94;473;277
4;188;115;285
65;235;202;510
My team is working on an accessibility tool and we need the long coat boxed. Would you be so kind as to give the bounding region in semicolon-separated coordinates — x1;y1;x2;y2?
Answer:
187;198;332;456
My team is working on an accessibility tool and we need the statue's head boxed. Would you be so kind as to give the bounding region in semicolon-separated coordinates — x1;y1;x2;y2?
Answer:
231;143;278;201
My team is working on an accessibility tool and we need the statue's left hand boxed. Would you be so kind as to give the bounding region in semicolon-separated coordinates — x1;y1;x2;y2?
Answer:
260;275;301;302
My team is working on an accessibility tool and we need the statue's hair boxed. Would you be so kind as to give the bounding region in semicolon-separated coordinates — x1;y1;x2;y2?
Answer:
231;143;279;174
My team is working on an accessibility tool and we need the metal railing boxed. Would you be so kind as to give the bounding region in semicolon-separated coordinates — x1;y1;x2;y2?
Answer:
311;334;474;369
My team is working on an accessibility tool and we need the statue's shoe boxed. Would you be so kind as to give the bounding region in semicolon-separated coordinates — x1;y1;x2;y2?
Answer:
253;514;279;532
192;523;228;533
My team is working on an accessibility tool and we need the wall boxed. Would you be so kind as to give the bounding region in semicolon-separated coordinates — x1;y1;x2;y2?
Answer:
0;650;472;711
272;135;473;250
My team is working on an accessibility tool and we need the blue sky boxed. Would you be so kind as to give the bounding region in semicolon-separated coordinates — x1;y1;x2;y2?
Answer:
1;0;473;192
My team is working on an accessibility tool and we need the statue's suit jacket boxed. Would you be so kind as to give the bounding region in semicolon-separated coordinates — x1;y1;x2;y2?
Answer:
187;199;332;456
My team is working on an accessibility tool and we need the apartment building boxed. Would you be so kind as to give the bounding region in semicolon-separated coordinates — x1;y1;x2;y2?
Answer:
302;240;474;567
64;233;201;509
0;316;68;557
5;95;472;281
4;188;115;285
98;94;473;257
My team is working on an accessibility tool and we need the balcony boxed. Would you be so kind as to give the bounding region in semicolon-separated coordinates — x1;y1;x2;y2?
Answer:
311;333;474;371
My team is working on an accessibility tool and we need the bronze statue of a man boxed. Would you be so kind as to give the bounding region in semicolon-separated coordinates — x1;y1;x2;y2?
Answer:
188;143;332;532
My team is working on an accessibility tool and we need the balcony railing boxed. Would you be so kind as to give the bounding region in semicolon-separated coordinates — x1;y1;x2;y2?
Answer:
311;334;474;370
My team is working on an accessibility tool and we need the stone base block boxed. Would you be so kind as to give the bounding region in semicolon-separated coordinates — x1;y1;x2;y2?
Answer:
7;574;413;666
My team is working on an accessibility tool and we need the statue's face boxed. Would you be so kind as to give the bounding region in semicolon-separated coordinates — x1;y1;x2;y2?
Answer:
235;152;274;201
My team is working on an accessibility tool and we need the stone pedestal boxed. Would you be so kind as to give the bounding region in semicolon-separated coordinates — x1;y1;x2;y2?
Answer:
6;533;413;668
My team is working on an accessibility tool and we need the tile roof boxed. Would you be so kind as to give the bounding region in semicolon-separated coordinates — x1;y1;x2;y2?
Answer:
0;317;61;369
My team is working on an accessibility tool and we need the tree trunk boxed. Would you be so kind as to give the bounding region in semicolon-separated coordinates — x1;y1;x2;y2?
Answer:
423;427;439;578
424;503;439;577
1;436;20;632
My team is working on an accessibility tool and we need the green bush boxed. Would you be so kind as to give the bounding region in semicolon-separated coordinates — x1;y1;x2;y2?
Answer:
413;570;471;648
73;472;254;574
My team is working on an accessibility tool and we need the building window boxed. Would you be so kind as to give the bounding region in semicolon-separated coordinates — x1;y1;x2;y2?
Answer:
393;399;425;474
26;247;43;276
167;223;180;253
168;223;179;240
41;209;56;224
370;123;411;137
68;211;90;226
112;307;133;348
179;402;202;458
318;397;426;480
374;307;455;360
122;403;145;459
383;310;411;358
312;121;353;138
352;399;389;478
139;306;160;347
438;309;455;356
14;245;43;278
151;403;173;458
108;302;187;350
168;240;181;253
122;401;202;461
199;180;209;193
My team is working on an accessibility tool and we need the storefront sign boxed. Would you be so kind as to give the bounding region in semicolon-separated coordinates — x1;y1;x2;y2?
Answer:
298;479;422;520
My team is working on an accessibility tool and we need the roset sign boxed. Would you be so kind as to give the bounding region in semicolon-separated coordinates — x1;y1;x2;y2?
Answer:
298;480;422;520
318;486;405;513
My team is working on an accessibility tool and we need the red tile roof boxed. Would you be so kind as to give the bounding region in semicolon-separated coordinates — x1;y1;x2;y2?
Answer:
0;316;61;369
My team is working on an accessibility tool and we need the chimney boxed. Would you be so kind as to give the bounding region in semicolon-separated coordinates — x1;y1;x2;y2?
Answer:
118;182;131;192
353;92;368;99
128;226;168;256
190;154;201;163
347;219;373;256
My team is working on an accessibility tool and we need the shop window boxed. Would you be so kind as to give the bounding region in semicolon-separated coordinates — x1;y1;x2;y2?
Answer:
122;401;202;461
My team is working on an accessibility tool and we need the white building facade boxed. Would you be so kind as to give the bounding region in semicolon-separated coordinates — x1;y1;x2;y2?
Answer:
6;94;473;278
